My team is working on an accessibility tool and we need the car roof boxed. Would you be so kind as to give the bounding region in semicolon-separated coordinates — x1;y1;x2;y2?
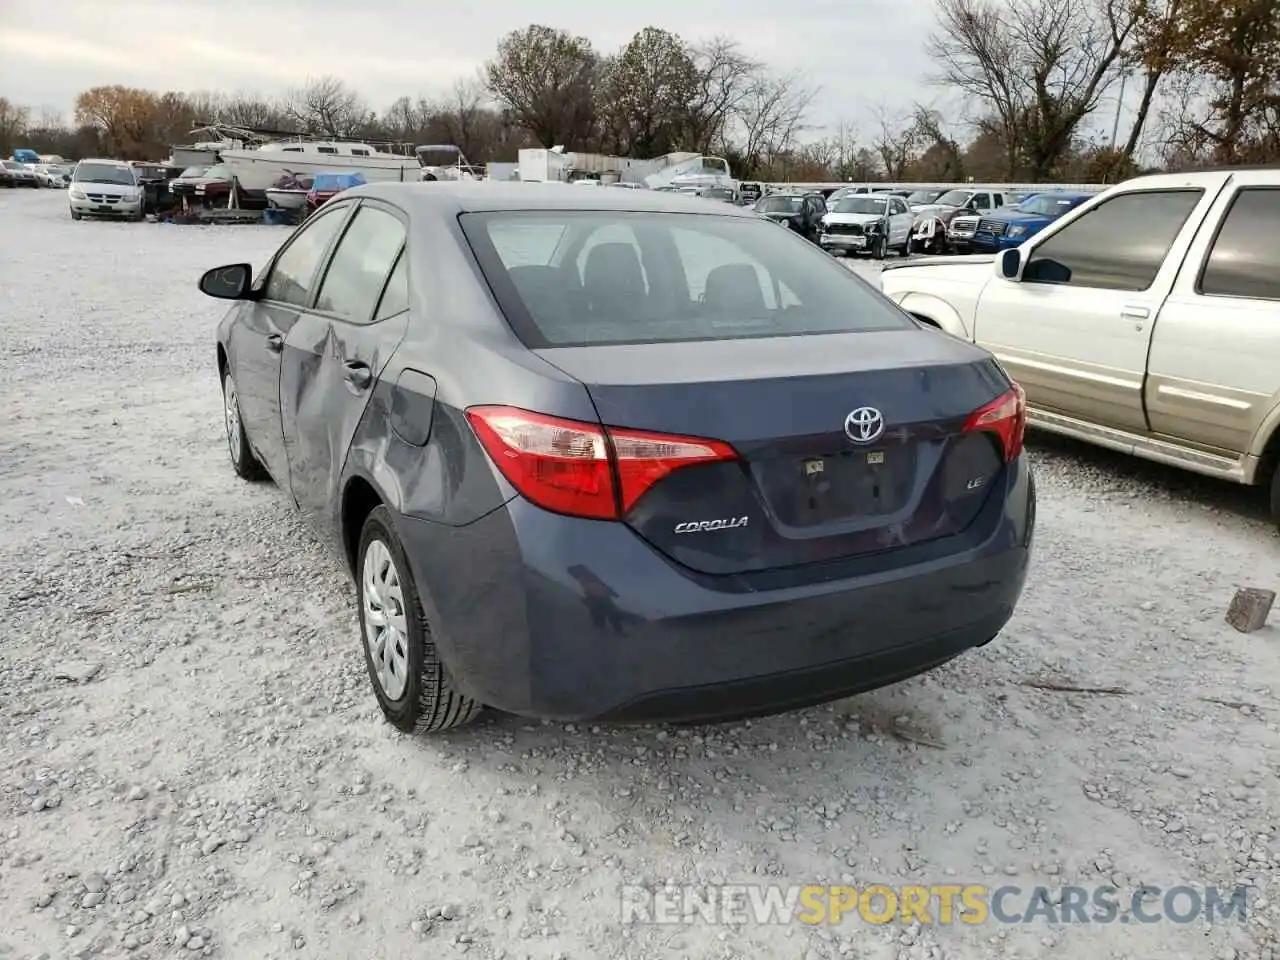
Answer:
77;158;132;167
351;181;758;218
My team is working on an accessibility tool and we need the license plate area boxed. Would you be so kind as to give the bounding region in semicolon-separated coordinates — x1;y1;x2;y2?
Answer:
755;447;917;527
96;205;114;212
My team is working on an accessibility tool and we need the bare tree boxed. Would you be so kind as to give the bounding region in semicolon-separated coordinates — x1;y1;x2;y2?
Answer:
285;76;372;139
1120;0;1186;159
686;37;761;152
0;97;31;156
734;71;817;171
927;0;1139;178
871;104;920;179
911;104;966;178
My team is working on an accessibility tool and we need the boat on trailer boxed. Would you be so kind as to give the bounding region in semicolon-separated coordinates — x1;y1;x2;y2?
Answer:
221;136;421;191
416;145;484;181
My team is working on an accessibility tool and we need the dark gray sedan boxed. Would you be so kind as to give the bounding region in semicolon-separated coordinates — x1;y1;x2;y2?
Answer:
200;183;1035;733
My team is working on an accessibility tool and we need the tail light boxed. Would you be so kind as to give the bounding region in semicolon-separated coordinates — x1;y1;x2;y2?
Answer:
963;383;1026;461
465;406;738;520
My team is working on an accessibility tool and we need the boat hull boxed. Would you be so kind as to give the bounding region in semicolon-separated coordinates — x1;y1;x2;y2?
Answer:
265;189;309;210
221;151;420;191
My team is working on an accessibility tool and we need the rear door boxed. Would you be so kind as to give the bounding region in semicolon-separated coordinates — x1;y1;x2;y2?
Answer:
227;202;352;486
280;200;410;516
971;183;1222;434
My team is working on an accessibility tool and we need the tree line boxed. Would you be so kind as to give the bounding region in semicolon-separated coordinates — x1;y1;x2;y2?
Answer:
1;1;1276;182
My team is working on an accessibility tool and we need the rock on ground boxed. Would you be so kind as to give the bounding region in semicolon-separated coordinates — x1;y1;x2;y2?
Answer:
1;190;1278;960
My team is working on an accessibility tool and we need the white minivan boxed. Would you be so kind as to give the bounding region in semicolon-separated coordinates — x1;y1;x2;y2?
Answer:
68;159;145;221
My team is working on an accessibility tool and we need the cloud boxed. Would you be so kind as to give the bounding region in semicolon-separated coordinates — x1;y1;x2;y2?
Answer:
0;0;942;132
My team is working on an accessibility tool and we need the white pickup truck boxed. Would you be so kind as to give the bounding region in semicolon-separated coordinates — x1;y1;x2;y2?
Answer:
878;169;1280;530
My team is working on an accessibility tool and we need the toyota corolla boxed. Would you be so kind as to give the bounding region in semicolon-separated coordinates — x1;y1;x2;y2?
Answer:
200;183;1035;733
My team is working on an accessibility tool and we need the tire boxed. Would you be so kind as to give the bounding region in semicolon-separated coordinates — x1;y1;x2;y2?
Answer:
70;210;82;221
1270;463;1280;533
357;505;482;733
872;235;887;260
899;232;913;257
221;370;267;481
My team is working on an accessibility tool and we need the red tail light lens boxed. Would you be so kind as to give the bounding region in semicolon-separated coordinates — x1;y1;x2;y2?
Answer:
963;383;1026;461
465;406;739;520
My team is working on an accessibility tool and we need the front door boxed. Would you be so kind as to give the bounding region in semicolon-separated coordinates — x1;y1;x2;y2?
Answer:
971;185;1217;435
887;197;912;246
280;201;411;518
228;203;351;485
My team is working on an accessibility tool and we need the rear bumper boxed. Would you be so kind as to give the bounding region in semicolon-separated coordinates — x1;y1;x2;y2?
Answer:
397;457;1035;723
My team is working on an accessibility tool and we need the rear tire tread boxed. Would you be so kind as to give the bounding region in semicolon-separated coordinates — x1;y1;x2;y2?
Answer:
358;506;482;734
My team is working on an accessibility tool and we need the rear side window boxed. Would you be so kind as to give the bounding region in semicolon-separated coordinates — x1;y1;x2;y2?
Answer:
375;250;409;319
1198;188;1280;301
314;206;406;323
1024;189;1203;291
460;211;913;347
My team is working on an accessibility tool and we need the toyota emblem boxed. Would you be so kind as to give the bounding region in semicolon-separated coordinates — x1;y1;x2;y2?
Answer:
844;407;885;444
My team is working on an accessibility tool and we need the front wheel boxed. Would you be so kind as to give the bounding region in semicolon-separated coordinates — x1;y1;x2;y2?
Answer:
872;235;887;260
222;370;267;481
69;209;82;221
357;506;482;733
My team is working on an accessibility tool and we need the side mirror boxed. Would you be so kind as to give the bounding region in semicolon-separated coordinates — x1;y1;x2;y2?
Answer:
199;263;253;300
998;248;1022;280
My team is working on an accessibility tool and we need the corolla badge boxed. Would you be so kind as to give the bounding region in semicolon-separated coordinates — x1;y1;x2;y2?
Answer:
844;407;885;444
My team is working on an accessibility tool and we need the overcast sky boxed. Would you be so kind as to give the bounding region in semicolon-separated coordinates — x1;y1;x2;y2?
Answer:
0;0;951;137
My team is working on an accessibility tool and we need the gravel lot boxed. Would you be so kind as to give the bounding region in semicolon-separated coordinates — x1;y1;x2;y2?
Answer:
1;187;1278;960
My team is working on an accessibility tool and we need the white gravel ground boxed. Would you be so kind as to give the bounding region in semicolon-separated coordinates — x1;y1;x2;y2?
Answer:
1;188;1278;960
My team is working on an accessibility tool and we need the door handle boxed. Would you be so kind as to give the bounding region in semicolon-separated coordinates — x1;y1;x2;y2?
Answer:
265;334;284;353
344;361;373;390
1120;306;1150;320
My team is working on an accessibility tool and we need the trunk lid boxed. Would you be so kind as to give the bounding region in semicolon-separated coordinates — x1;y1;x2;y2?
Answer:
535;331;1012;576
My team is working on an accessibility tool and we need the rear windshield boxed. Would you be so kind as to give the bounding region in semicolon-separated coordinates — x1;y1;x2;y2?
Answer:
756;196;804;213
460;211;914;348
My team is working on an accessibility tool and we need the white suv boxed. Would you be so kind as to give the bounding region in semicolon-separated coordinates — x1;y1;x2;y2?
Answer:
68;159;145;221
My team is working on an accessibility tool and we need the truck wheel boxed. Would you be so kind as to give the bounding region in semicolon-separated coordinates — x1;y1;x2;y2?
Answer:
1270;463;1280;533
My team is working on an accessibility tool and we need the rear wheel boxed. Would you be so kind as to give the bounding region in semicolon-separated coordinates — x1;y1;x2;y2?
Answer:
222;370;267;480
1269;463;1280;533
357;506;482;733
899;232;913;257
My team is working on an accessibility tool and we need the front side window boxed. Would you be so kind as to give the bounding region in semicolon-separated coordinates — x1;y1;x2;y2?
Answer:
461;211;914;347
264;206;349;306
314;206;407;323
1199;188;1280;301
1024;189;1203;292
